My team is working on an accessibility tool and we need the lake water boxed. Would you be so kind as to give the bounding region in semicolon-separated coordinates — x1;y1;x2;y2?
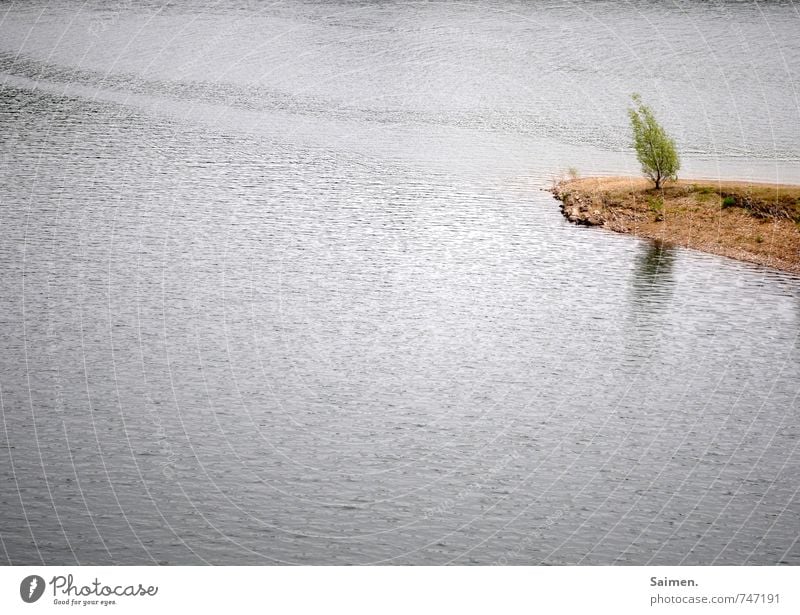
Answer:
1;0;799;565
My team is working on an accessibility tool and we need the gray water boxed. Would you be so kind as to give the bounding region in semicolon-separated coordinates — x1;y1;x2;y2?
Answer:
1;0;799;565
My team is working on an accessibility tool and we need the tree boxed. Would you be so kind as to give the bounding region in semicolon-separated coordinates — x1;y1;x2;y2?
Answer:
628;94;680;189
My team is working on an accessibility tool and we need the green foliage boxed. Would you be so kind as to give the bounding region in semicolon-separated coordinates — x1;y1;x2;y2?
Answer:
721;196;736;208
628;94;680;189
690;184;715;202
648;195;663;211
648;195;665;221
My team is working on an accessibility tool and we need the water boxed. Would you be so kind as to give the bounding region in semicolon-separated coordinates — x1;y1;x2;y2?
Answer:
1;0;799;565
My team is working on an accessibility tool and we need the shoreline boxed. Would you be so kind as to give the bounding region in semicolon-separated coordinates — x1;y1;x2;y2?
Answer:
550;177;800;274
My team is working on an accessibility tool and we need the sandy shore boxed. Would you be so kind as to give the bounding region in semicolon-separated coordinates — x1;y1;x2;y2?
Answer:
550;177;800;273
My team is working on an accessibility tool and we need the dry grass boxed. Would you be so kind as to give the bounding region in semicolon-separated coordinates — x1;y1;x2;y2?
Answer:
551;177;800;273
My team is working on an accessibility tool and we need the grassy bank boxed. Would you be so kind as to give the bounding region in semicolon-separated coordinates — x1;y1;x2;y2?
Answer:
550;177;800;273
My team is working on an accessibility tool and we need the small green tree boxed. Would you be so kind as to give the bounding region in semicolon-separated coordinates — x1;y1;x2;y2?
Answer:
628;94;680;189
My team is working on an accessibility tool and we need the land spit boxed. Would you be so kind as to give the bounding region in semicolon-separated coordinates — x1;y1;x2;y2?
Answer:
550;177;800;273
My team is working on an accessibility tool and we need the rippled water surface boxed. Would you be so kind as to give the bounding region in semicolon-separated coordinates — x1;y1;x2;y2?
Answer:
1;1;799;564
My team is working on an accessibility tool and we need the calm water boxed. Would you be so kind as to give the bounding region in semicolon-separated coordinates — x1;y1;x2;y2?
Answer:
1;0;799;565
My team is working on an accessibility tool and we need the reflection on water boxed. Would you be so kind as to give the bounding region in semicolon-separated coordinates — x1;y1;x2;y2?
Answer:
0;0;799;565
624;240;677;354
631;240;677;308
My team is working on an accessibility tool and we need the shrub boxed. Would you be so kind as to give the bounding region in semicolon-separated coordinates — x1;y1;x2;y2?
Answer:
648;196;665;221
648;196;663;211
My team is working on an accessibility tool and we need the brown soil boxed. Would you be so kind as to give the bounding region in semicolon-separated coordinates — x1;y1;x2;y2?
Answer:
550;177;800;273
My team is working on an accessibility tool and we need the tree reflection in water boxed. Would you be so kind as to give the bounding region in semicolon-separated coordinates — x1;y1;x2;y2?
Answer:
631;239;676;311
